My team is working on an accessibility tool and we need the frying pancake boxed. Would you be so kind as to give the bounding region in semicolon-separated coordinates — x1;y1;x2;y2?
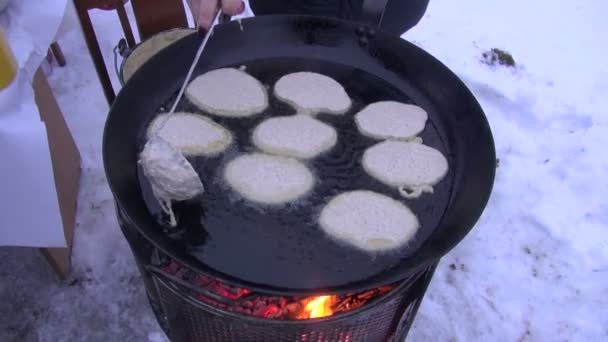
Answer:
147;112;232;156
224;153;314;204
362;140;449;198
185;68;268;117
319;190;419;252
274;71;351;114
355;101;428;140
252;114;337;159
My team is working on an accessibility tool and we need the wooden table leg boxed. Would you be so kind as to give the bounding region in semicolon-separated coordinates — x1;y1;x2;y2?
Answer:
116;1;136;47
74;0;116;104
50;42;66;67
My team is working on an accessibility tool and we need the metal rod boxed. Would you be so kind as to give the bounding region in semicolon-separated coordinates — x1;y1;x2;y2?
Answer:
153;10;223;134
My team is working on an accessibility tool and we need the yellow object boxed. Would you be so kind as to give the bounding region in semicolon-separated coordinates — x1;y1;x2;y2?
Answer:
0;27;18;90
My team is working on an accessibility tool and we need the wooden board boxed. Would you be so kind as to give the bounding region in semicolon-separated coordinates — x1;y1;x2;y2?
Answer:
33;68;81;279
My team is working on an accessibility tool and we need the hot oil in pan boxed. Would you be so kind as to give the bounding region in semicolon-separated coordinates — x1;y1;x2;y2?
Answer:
137;58;454;289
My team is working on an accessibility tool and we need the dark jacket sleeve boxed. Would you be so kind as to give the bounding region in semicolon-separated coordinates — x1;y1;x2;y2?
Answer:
381;0;430;35
249;0;430;36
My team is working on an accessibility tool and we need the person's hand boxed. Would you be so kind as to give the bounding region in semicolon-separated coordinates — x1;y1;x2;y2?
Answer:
187;0;245;30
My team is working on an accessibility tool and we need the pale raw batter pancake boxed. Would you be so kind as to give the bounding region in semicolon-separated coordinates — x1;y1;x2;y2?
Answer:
252;114;337;159
186;68;268;117
224;153;314;204
139;136;204;226
355;101;428;140
274;72;351;114
319;190;419;252
362;140;449;199
147;112;232;156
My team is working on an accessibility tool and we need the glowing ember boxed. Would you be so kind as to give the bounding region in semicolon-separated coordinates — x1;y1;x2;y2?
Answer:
304;296;334;319
159;259;396;320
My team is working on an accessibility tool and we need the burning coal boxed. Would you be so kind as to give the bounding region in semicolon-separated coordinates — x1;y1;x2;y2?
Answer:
159;260;395;320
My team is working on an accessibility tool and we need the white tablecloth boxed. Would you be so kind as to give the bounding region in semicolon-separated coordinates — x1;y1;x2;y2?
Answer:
0;0;69;247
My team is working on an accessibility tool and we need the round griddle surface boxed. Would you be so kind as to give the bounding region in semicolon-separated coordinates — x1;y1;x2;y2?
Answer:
104;15;495;294
137;58;454;290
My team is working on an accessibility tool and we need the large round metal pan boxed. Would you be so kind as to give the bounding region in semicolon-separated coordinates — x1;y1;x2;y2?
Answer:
103;15;496;295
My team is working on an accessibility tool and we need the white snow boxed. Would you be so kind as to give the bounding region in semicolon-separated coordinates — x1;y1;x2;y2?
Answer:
1;0;606;341
404;0;608;340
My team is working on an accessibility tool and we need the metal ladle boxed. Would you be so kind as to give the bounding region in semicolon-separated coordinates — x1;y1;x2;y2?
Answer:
138;10;224;227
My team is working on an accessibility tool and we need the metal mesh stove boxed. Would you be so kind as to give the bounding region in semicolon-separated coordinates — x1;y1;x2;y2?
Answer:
117;205;436;342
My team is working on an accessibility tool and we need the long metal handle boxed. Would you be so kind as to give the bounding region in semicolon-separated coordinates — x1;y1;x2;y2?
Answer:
361;0;390;27
167;9;223;114
149;9;223;136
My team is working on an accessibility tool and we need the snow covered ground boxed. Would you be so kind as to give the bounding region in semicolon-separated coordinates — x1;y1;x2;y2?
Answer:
1;0;607;341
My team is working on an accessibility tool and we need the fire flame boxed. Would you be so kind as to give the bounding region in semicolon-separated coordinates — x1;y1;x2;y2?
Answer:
304;295;334;319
